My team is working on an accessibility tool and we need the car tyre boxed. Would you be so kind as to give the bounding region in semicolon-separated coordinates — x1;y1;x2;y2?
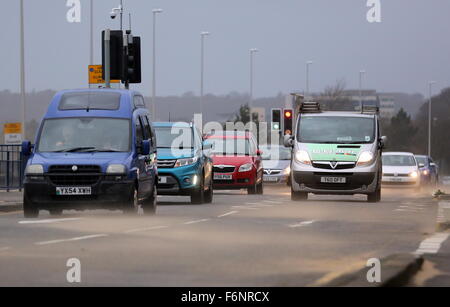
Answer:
191;176;205;204
142;185;157;215
123;186;139;215
291;189;308;201
23;192;39;218
204;177;213;204
247;184;257;195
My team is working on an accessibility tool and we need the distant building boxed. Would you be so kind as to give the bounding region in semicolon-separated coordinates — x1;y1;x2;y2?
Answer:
378;95;396;119
341;90;380;110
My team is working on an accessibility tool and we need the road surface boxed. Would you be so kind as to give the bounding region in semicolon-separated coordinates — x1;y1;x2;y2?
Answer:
0;186;439;286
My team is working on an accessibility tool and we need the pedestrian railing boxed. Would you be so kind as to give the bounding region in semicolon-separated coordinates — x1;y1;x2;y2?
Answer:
0;145;25;191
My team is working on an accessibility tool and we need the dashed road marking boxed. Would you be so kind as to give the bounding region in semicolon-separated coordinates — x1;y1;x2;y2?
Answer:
19;218;82;225
35;234;108;246
218;211;238;218
414;233;450;255
123;225;168;234
263;200;281;204
184;219;210;225
288;220;315;228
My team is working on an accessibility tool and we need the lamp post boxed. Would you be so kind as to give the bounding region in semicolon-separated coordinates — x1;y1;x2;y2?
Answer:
359;70;366;111
151;8;163;120
305;61;313;101
200;31;210;115
20;0;26;139
249;48;259;124
428;81;436;157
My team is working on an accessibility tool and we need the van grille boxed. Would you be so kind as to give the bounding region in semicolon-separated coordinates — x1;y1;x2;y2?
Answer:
47;165;101;186
312;162;356;170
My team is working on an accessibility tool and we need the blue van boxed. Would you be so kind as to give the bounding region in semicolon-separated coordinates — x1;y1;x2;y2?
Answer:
21;89;158;218
153;122;213;204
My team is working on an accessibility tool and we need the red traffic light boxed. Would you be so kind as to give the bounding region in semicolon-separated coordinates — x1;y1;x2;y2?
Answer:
284;110;292;118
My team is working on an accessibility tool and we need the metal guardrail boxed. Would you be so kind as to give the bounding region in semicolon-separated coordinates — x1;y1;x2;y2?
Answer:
0;145;25;191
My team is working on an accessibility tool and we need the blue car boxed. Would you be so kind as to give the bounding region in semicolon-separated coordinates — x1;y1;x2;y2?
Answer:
415;155;439;185
21;89;158;218
153;122;214;204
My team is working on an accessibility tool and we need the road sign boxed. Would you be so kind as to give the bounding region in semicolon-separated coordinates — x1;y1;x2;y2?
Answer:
88;65;120;84
3;123;23;144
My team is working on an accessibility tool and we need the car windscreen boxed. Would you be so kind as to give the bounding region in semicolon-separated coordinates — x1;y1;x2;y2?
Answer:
37;118;130;152
59;92;121;110
297;116;375;144
382;155;417;166
154;127;193;149
415;157;427;166
209;138;250;156
259;146;291;160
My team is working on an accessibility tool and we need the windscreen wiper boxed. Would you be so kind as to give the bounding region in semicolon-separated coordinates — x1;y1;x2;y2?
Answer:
55;147;96;153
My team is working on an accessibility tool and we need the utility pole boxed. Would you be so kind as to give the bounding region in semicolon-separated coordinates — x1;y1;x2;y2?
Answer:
20;0;26;139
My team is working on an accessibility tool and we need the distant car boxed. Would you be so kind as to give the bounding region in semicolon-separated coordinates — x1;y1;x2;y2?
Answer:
153;122;214;204
415;155;439;185
206;131;264;194
260;145;291;185
382;152;420;187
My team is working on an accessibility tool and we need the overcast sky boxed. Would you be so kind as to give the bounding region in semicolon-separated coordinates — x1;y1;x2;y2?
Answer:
1;0;450;98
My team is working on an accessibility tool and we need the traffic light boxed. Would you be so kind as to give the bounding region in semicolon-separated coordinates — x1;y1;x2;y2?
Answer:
271;108;281;131
283;108;293;135
124;34;142;84
102;30;124;80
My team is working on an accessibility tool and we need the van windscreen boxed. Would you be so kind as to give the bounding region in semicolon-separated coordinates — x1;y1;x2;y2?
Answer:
59;92;121;110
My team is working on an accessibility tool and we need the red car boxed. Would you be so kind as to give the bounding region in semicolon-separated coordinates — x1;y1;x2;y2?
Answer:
206;131;264;194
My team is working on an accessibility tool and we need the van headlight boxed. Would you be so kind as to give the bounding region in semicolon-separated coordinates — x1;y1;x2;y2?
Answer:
238;163;253;172
356;151;374;166
409;171;419;178
174;157;198;168
25;164;44;175
106;164;126;174
294;150;311;165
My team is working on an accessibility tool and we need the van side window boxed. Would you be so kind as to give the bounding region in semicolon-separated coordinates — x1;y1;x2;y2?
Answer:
136;117;144;144
134;96;145;108
145;116;157;149
141;115;151;140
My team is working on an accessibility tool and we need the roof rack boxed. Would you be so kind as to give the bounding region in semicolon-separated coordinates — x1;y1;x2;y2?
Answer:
361;105;379;115
300;101;322;113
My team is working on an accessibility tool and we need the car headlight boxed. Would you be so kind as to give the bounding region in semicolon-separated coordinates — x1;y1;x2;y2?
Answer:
106;164;126;174
25;164;44;175
238;163;253;172
409;171;419;178
422;170;430;176
294;150;311;165
356;151;374;166
283;165;291;175
174;157;198;168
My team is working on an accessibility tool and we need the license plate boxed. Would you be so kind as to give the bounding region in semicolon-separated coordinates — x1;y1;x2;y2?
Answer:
56;187;92;195
264;176;279;182
320;177;346;184
214;173;232;180
158;176;168;184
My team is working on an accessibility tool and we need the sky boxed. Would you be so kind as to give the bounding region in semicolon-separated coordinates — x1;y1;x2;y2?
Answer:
1;0;450;98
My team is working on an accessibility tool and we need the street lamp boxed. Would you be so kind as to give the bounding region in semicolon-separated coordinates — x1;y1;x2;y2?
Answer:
249;48;259;124
200;31;210;115
305;61;313;101
152;8;163;120
428;81;436;157
20;0;26;140
359;70;366;111
90;0;94;65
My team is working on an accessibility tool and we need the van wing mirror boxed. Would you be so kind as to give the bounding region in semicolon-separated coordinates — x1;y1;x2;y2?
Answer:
379;136;387;149
21;141;32;156
140;140;151;156
284;135;294;148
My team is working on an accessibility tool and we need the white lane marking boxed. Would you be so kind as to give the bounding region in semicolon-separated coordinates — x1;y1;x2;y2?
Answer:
35;234;108;246
263;200;281;204
232;206;259;210
123;225;168;234
245;202;260;205
0;247;11;252
288;220;315;228
184;219;210;225
218;211;238;218
414;233;450;255
19;218;82;225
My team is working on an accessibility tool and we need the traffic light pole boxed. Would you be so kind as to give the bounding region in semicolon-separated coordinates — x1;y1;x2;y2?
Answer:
104;29;111;88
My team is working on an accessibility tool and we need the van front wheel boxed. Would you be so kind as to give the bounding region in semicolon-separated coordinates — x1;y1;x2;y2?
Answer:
291;190;308;201
367;188;381;203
